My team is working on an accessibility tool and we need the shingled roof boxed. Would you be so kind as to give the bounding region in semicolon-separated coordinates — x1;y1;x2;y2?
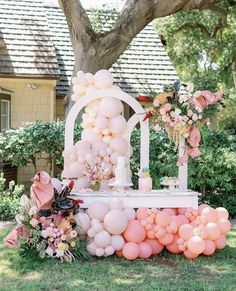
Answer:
0;0;180;96
0;0;59;77
45;5;180;96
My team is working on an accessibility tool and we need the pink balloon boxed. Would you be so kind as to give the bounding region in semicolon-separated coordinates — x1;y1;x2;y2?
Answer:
155;211;170;227
184;249;199;259
203;240;216;256
146;230;155;239
124;220;146;243
188;236;205;255
214;235;227;249
104;210;128;235
178;224;194;241
162;208;177;216
177;208;187;215
217;218;231;235
145;239;164;255
98;97;123;118
122;242;139;260
136;208;148;221
205;222;221;240
215;207;229;220
159;233;174;246
198;204;209;213
94;116;109;130
109;115;127;134
166;234;182;254
110;137;128;155
138;242;152;258
177;215;189;226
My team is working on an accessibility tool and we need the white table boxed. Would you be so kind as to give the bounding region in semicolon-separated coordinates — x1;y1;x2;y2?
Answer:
69;189;200;209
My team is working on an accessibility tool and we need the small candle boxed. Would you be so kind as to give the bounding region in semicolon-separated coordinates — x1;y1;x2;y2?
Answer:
138;177;152;192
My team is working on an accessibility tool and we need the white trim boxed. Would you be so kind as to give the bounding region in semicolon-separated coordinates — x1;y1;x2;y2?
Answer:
1;99;10;132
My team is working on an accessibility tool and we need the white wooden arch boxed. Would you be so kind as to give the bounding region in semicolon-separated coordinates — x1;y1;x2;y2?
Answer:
64;88;150;170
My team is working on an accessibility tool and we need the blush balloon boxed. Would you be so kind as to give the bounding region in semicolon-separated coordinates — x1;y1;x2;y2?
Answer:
178;224;194;241
94;70;114;89
69;162;85;178
184;249;199;259
109;115;127;135
110;137;128;155
215;207;229;220
145;239;164;255
88;201;110;222
159;233;174;246
98;97;123;118
94;116;109;130
166;234;182;254
205;222;221;240
217;218;231;235
203;240;216;256
215;235;227;249
104;210;128;235
155;211;170;227
124;220;146;243
123;208;136;221
94;230;111;248
122;242;139;260
111;235;125;251
201;207;218;222
82;128;101;143
138;242;152;259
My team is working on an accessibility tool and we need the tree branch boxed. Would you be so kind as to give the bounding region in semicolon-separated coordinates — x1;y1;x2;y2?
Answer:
177;23;212;38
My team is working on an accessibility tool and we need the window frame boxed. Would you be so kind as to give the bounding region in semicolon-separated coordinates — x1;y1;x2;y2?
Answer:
0;93;11;132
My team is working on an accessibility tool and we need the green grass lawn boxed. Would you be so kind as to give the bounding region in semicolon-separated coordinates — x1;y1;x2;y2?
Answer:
0;228;235;291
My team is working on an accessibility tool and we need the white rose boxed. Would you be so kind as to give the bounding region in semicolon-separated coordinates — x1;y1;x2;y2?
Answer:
56;249;64;257
45;247;54;257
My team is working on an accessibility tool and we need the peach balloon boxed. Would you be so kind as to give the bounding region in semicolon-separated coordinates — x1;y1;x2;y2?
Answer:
217;218;231;235
162;208;177;216
138;242;152;259
201;207;217;223
136;208;148;221
177;208;187;215
98;97;123;118
184;249;199;259
104;210;128;235
88;201;110;222
110;137;128;155
115;250;123;257
155;211;170;227
109;115;127;135
122;242;139;260
145;239;164;255
215;207;229;220
146;230;155;239
188;236;205;255
177;215;189;226
94;230;111;248
215;235;227;249
111;235;125;251
203;240;216;256
166;234;182;254
179;224;194;241
205;222;221;240
159;233;174;246
124;220;146;243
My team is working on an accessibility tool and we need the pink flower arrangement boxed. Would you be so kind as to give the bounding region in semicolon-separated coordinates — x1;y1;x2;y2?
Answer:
141;81;224;166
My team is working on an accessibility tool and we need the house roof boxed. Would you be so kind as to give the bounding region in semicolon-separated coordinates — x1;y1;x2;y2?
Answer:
0;0;59;78
0;0;180;96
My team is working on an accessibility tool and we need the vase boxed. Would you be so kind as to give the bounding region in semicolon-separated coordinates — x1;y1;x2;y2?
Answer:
138;177;152;192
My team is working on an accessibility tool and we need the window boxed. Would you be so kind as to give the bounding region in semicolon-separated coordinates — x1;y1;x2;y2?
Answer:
0;94;11;132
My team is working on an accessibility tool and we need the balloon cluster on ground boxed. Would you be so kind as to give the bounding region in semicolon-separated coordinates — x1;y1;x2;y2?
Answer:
62;70;131;189
76;199;231;260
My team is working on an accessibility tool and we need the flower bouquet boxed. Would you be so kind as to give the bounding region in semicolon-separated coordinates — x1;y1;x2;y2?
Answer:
4;171;89;262
137;81;224;166
137;168;152;192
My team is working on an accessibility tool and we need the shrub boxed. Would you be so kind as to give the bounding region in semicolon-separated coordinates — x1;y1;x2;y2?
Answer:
0;173;25;220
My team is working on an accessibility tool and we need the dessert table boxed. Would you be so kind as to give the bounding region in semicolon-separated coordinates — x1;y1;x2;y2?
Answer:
70;189;200;209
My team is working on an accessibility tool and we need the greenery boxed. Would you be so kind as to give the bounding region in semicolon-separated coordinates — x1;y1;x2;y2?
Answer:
155;1;236;130
0;121;82;175
0;226;235;291
0;173;24;220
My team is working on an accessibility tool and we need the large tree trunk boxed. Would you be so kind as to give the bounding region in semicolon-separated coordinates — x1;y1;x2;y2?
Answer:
59;0;223;116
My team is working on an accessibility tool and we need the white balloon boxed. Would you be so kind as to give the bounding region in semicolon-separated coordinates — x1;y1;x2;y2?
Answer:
94;70;113;89
108;198;124;211
105;245;115;256
85;73;94;85
109;115;127;134
94;230;111;248
87;228;96;238
98;97;123;118
77;70;84;79
86;241;96;255
110;137;128;155
81;128;102;143
95;248;105;257
93;223;104;233
71;93;80;102
111;235;125;251
91;218;100;226
74;213;91;233
123;208;136;221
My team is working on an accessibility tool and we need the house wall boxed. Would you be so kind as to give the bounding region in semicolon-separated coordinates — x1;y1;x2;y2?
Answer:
56;98;64;120
0;77;57;185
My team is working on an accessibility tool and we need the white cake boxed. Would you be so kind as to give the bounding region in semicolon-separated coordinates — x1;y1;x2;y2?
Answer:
114;156;128;185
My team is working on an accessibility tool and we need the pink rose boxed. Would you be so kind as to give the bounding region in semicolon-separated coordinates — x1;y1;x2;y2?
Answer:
182;115;189;122
160;107;166;115
153;99;160;107
39;216;47;225
164;103;171;111
188;126;201;148
30;218;39;228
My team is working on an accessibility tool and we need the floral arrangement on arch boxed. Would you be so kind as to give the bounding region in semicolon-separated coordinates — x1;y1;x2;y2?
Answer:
4;172;88;262
137;81;224;166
